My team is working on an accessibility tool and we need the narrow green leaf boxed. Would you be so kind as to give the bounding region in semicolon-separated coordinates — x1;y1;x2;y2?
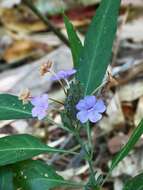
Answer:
64;15;83;68
13;160;83;190
110;120;143;172
0;134;76;166
123;173;143;190
0;166;14;190
0;94;32;120
77;0;121;95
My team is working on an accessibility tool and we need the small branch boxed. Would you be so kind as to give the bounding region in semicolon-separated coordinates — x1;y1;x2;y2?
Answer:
23;0;70;47
112;7;129;66
49;97;64;105
45;116;71;133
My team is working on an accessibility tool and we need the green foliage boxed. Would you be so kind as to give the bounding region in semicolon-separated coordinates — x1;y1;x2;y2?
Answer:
0;94;32;120
0;160;82;190
123;173;143;190
0;166;14;190
64;15;83;68
0;134;75;166
110;120;143;172
0;0;131;189
13;160;81;190
85;172;103;190
77;0;121;95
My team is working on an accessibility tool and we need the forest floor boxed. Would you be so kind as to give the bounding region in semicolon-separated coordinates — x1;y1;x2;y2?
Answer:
0;0;143;189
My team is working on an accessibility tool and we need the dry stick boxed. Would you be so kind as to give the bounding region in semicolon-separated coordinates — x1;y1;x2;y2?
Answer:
23;0;69;47
112;7;129;66
49;134;73;164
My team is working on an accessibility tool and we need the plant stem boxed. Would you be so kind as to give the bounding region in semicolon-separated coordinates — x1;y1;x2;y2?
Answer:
49;97;64;105
23;0;69;47
49;70;67;95
74;129;95;186
45;116;71;133
86;122;93;156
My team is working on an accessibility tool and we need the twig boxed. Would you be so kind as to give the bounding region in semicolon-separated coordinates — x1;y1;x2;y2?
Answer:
49;134;79;164
49;97;64;105
112;7;129;66
45;116;71;133
23;0;69;47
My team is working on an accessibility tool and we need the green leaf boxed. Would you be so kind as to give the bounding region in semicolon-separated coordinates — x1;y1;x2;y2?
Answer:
0;134;76;166
123;173;143;190
0;166;14;190
0;94;32;120
64;15;83;68
77;0;121;95
13;160;83;190
110;120;143;172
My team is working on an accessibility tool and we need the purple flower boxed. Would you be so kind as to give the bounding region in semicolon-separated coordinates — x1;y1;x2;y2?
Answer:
50;69;76;81
30;94;48;120
76;96;106;124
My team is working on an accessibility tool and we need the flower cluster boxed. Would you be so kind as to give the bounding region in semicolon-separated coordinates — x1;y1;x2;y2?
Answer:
29;68;106;123
76;96;106;123
30;69;76;120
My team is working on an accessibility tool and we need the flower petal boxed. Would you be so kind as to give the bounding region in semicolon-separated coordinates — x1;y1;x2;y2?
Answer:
50;75;60;81
40;95;49;109
31;94;48;109
76;100;87;110
31;96;41;106
50;71;65;81
32;107;38;117
50;69;76;81
37;110;47;120
88;110;102;123
31;94;49;120
76;110;88;123
57;71;67;79
84;96;96;109
41;94;48;102
94;99;106;113
66;69;77;76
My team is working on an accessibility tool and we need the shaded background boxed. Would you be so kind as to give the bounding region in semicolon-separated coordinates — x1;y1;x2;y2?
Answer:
0;0;143;189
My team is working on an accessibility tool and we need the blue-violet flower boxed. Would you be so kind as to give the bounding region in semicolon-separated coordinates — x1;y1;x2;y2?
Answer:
50;69;76;81
76;96;106;124
31;94;48;120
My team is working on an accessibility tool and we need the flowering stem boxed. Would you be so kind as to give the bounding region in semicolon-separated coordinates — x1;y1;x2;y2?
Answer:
65;79;70;89
49;70;67;95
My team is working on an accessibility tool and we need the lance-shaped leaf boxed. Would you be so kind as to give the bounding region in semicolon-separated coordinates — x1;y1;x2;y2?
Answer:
123;173;143;190
0;166;14;190
13;160;83;190
0;94;32;120
77;0;121;95
109;120;143;172
0;134;76;166
64;15;83;68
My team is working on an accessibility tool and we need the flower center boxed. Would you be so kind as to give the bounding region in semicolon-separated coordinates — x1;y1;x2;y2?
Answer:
87;106;94;112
